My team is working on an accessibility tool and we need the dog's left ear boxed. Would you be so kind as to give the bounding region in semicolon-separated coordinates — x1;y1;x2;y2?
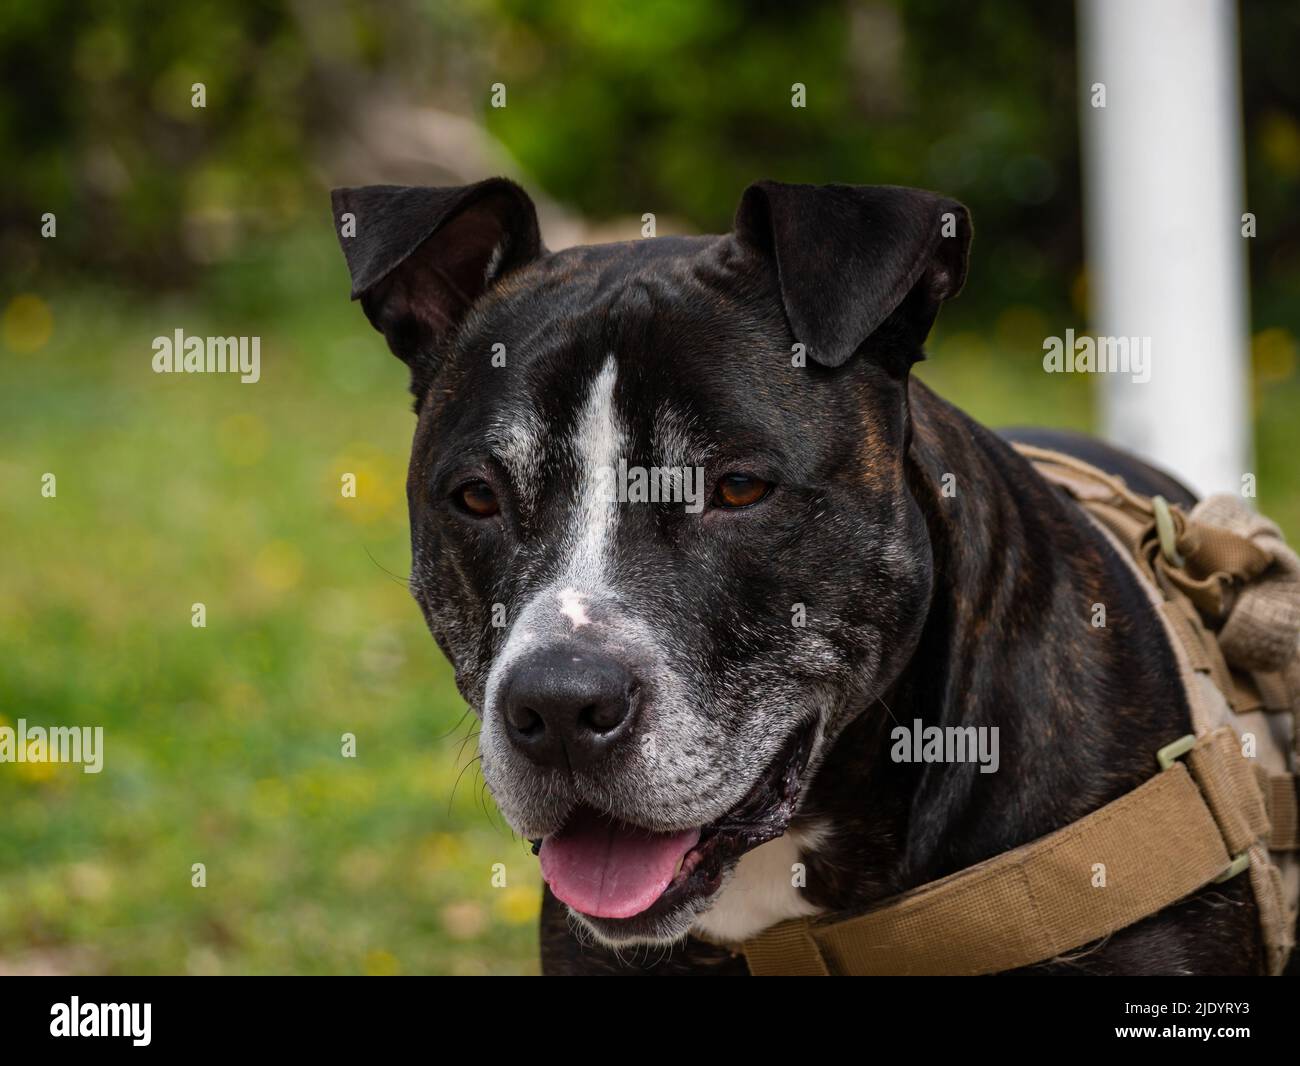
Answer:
734;180;971;369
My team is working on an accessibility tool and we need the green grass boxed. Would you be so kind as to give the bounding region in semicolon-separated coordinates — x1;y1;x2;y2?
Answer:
1;225;1298;975
0;228;540;975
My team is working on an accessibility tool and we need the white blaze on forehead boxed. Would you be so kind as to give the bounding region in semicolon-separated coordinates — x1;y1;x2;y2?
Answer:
558;587;591;628
564;355;624;593
481;357;624;721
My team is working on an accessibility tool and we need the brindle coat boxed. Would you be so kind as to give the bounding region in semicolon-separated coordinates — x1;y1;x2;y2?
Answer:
333;178;1262;976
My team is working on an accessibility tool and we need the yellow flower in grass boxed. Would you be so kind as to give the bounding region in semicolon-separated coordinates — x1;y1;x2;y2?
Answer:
495;884;542;926
331;444;402;525
363;948;401;976
1252;328;1296;385
217;413;268;467
3;294;53;353
19;761;57;782
253;540;304;593
12;734;57;782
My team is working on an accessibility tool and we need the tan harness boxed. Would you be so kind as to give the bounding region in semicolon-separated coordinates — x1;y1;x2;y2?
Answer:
741;445;1300;976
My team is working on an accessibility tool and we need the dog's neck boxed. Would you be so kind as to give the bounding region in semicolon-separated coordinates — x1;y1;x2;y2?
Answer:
792;377;1193;915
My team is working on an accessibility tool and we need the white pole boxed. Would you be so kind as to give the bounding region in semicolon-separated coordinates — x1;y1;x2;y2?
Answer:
1077;0;1251;496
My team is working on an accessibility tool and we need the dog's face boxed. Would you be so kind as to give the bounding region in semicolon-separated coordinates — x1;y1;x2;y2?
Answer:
333;179;970;945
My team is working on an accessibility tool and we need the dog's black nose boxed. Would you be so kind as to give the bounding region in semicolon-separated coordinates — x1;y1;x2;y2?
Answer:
501;647;637;771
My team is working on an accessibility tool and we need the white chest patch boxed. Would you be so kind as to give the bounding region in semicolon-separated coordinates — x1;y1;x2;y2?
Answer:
690;825;828;944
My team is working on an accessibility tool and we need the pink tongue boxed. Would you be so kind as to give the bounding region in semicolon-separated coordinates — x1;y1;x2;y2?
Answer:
539;808;701;919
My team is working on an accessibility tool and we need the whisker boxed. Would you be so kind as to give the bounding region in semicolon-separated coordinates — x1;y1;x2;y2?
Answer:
448;752;481;814
477;771;505;832
455;728;481;764
438;706;474;742
362;545;413;589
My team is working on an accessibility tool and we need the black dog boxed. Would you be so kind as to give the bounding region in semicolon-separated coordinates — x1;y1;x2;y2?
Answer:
332;178;1260;974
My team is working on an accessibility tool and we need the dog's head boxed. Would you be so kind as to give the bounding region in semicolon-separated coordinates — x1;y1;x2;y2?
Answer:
332;178;970;945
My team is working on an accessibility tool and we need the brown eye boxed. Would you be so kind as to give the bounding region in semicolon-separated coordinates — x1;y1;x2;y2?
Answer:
455;479;499;517
713;474;771;509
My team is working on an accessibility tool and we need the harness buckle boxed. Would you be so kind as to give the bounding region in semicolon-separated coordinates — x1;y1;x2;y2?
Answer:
1152;495;1186;568
1156;733;1196;771
1212;851;1250;883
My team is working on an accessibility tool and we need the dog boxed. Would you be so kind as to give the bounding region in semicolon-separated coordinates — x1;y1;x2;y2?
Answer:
332;178;1262;975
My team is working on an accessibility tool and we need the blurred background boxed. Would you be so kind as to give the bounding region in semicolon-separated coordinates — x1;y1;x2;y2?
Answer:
1;0;1298;975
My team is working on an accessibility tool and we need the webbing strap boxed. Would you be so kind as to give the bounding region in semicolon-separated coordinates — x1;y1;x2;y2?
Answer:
743;729;1248;976
741;917;830;976
1264;771;1299;851
1187;727;1270;853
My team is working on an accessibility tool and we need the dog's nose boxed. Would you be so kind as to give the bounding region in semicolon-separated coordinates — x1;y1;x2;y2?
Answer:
501;647;637;771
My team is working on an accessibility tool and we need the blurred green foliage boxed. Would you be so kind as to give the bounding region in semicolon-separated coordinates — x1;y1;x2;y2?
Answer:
5;1;1300;331
486;0;1081;323
1;0;317;286
2;0;1300;975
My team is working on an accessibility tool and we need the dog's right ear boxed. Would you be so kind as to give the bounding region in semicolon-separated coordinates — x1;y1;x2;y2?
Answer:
331;177;543;396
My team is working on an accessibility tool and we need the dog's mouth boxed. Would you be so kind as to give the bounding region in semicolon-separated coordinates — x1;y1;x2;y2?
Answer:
533;720;816;932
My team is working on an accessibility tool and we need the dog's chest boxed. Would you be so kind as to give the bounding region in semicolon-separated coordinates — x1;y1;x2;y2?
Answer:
691;826;827;944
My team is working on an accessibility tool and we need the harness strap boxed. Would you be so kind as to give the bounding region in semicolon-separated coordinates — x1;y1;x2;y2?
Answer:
1016;443;1300;719
740;445;1299;975
1262;769;1299;851
742;916;831;977
742;728;1255;976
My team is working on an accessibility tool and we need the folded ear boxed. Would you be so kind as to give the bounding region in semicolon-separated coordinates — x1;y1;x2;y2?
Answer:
331;177;543;394
734;180;971;369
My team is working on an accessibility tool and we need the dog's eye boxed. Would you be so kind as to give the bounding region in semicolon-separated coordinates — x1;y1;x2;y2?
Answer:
713;474;771;509
454;479;500;517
